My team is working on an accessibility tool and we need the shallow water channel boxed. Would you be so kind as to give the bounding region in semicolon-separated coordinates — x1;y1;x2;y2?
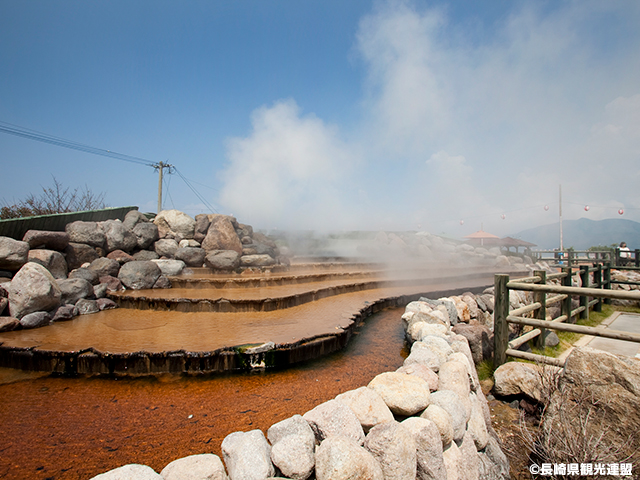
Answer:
0;307;408;480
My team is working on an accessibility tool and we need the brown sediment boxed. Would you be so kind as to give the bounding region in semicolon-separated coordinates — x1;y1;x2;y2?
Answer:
0;273;496;374
0;307;408;480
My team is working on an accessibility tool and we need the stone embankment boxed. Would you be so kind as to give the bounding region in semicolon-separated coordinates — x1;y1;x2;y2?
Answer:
0;209;285;331
90;297;511;480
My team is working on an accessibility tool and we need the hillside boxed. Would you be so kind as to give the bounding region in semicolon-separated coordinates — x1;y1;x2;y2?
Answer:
512;218;640;251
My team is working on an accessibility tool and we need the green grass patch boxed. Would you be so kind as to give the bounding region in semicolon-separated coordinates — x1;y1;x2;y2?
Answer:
476;359;495;381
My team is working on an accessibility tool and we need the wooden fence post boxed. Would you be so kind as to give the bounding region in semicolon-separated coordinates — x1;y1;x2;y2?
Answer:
562;267;573;322
636;249;640;268
579;265;589;320
533;270;547;349
593;263;602;312
494;274;510;368
604;261;612;305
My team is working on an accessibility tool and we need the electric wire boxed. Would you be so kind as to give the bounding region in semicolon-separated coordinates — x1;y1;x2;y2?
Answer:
0;121;154;167
174;167;218;213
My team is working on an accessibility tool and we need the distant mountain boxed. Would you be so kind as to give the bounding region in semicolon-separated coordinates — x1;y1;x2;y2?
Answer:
511;218;640;251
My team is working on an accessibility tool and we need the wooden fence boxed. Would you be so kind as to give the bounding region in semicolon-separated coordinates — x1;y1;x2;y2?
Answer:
532;249;639;268
494;263;640;367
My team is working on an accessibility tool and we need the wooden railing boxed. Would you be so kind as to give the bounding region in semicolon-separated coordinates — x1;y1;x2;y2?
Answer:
532;249;640;268
494;264;640;368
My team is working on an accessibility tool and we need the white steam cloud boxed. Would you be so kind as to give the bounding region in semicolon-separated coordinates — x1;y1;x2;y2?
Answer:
219;1;640;236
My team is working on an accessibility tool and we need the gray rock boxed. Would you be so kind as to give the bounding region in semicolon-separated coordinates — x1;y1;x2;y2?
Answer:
76;298;100;315
267;414;315;447
19;311;51;329
97;298;118;311
437;360;471;399
57;278;95;305
477;436;510;480
0;236;29;271
154;210;196;239
201;215;243;254
270;435;315;480
179;239;201;248
0;317;20;332
221;430;275;480
493;362;545;402
123;210;149;230
451;324;492;364
429;390;468;443
151;259;186;276
335;386;394;433
544;331;560;347
420;404;454;446
153;275;172;289
69;267;100;285
28;249;68;279
65;243;100;270
89;464;163;480
204;250;240;271
65;221;106;248
267;415;315;480
174;247;206;268
99;219;137;253
118;261;162;290
52;305;78;322
442;441;462;480
88;257;120;278
368;371;431;416
240;254;276;267
9;262;61;318
22;230;70;251
467;393;489;450
154;238;180;258
303;399;365;445
401;417;446;480
133;222;160;250
93;283;108;299
315;436;384;480
194;214;211;244
458;432;479;480
99;275;125;292
106;249;135;265
160;453;229;480
132;250;160;261
364;421;416;480
396;363;439;391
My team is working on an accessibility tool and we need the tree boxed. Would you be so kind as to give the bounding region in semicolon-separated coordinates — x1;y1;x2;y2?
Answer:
0;177;108;219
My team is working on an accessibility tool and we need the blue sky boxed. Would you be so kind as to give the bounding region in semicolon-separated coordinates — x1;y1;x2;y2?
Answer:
1;0;639;238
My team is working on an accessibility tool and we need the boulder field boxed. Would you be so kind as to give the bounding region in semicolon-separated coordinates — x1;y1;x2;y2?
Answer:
0;209;286;330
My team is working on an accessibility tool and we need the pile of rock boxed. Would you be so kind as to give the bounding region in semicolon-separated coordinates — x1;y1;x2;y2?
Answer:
90;298;510;480
0;209;285;331
611;269;640;307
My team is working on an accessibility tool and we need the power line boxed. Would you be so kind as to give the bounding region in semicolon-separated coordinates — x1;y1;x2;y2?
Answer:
0;120;219;214
0;120;154;167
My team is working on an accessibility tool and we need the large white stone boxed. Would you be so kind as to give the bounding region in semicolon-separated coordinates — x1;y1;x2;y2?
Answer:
161;454;228;480
154;209;196;239
9;262;61;319
401;417;447;480
89;464;163;480
364;421;417;480
303;399;365;445
221;430;275;480
335;387;394;433
368;372;431;416
315;436;383;480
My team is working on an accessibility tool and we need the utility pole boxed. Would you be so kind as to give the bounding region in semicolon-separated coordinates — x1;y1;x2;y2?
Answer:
153;161;174;213
559;184;563;251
